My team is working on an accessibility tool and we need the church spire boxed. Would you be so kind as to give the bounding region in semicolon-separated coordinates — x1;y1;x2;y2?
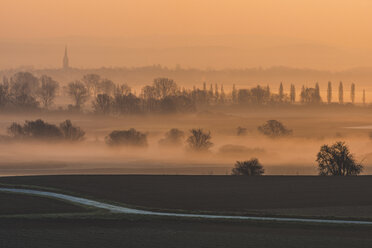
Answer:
63;45;69;69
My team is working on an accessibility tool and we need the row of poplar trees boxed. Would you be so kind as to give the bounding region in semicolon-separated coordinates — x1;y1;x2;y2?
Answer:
280;82;366;104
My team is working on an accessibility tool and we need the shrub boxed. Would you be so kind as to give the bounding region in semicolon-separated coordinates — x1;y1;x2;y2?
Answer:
236;126;247;136
7;119;85;142
106;128;148;147
231;159;265;176
158;128;184;146
316;141;363;176
18;119;63;140
258;120;292;138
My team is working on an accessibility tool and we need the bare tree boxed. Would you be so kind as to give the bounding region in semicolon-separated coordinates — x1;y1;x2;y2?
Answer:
316;141;363;176
9;72;40;108
153;78;178;99
231;159;264;176
113;93;141;114
10;72;39;97
186;128;213;152
67;81;90;109
141;85;157;112
38;75;59;109
115;83;131;96
99;79;116;96
92;94;112;114
82;74;101;97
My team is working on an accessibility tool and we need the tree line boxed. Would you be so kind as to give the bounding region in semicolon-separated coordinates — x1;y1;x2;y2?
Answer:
0;72;367;113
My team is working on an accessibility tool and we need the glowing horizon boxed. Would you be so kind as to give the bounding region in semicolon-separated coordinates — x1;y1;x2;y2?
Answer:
1;0;372;69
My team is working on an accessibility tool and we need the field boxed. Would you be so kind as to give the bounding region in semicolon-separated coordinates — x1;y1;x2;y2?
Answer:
1;217;372;248
2;175;372;219
0;192;90;215
2;175;372;247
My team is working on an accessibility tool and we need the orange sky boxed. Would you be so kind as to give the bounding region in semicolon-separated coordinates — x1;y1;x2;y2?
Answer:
1;0;372;69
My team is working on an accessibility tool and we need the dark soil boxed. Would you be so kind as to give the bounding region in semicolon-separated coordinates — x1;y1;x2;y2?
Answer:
0;192;89;215
1;175;372;212
1;217;372;248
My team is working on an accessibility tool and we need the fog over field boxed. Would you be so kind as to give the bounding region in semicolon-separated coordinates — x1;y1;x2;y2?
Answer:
0;107;371;176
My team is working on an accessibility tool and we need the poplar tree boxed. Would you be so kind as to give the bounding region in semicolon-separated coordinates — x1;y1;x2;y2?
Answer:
338;81;344;104
279;82;284;102
350;83;355;104
327;81;332;104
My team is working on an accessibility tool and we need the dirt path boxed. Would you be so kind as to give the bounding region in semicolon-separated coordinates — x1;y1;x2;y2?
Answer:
1;187;372;225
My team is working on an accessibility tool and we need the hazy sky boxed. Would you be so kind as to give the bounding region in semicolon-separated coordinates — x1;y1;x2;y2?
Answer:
1;0;372;69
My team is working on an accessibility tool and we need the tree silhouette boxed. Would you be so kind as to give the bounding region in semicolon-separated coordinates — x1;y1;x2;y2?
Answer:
158;128;185;146
67;81;90;109
153;78;178;99
290;84;296;103
315;82;320;100
258;120;292;138
38;75;59;109
59;120;85;142
92;94;112;114
327;81;332;104
12;119;63;140
106;129;148;147
350;83;355;104
316;141;363;176
232;84;238;104
82;74;101;97
279;82;284;102
338;81;344;104
186;128;213;152
231;159;264;176
99;79;115;96
10;72;40;108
